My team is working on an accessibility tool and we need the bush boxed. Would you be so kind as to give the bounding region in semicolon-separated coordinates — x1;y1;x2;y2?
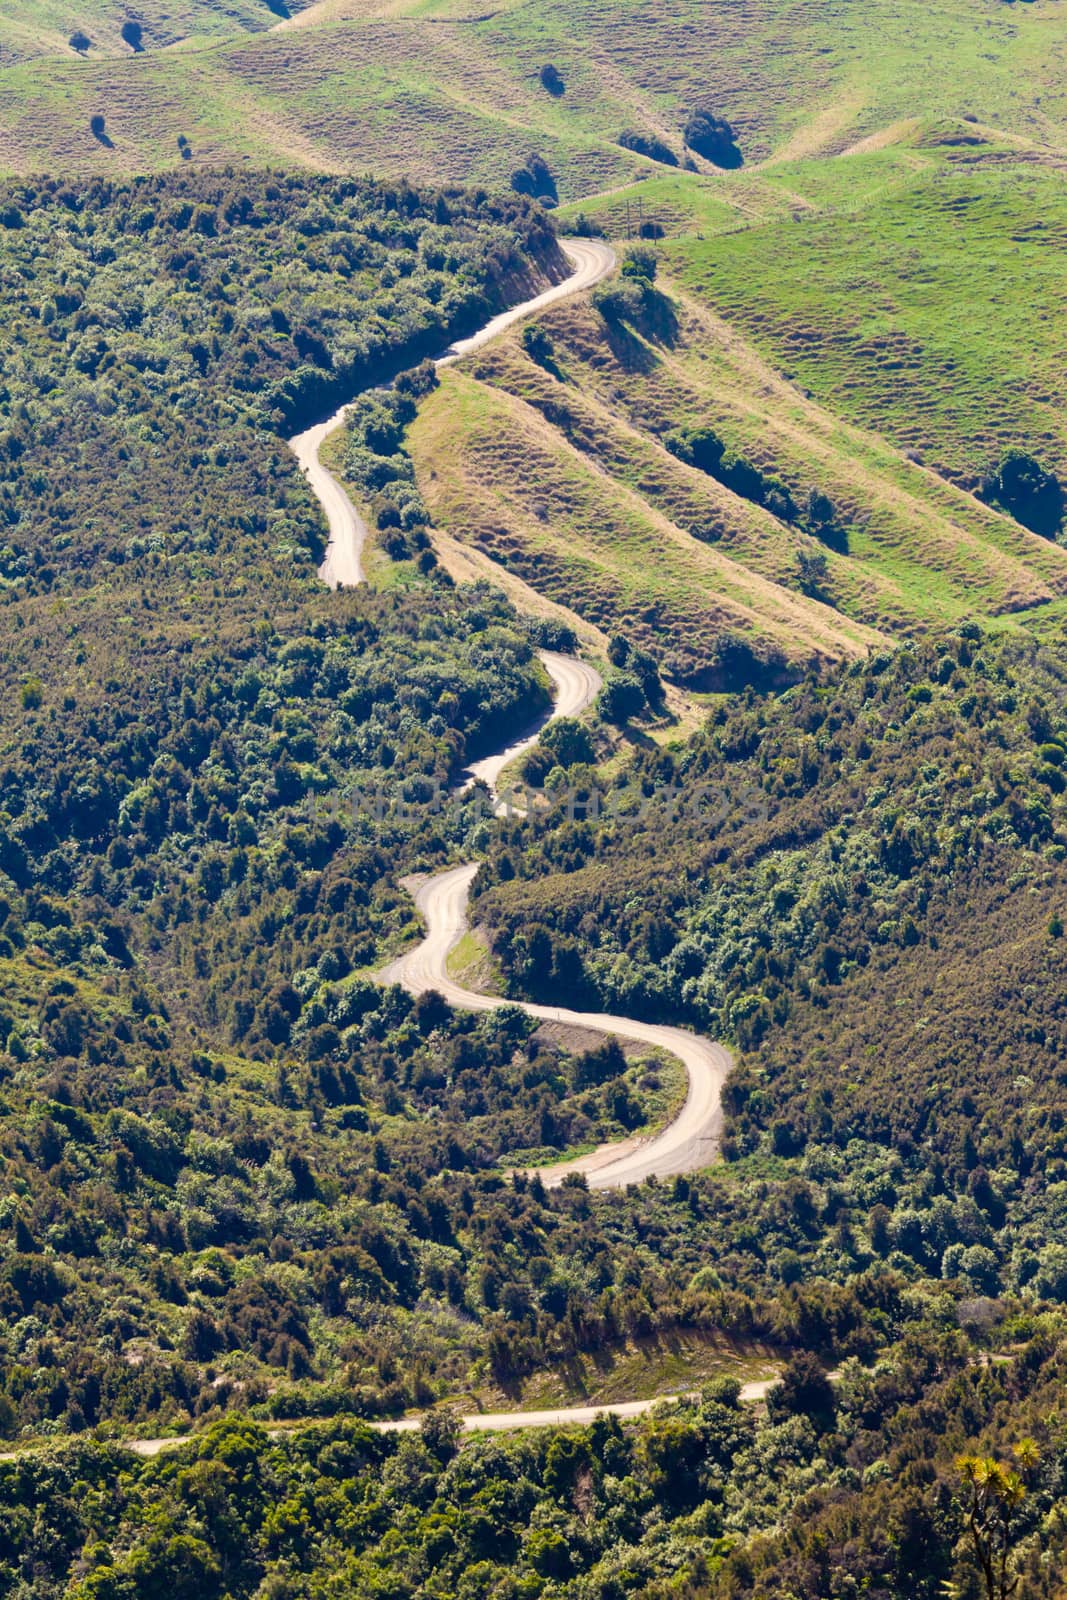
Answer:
539;716;595;769
539;63;565;96
982;449;1064;538
521;323;555;368
683;109;742;168
562;212;605;239
599;671;647;724
121;18;143;49
510;154;557;204
621;245;657;283
69;29;91;51
767;1352;837;1432
617;129;678;167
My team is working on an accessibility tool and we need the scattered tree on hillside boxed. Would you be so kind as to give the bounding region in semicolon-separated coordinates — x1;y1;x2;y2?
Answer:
620;244;657;282
510;153;557;204
955;1445;1037;1600
982;449;1064;539
539;63;565;96
796;547;829;598
521;322;555;370
683;108;742;167
68;29;91;51
121;17;143;49
617;129;678;167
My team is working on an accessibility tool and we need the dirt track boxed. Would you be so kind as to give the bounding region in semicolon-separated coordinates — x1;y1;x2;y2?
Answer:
380;652;731;1191
288;239;616;589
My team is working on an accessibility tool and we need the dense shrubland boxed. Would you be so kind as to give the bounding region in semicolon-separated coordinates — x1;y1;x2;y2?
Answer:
0;170;560;584
3;169;1067;1599
476;626;1067;1308
5;1315;1067;1600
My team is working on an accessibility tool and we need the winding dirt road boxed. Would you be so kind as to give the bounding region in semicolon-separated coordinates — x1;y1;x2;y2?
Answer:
290;242;731;1193
380;852;728;1189
462;649;603;796
289;239;616;589
381;658;730;1191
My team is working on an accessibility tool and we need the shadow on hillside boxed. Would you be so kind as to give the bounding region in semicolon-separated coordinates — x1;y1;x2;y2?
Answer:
601;293;679;373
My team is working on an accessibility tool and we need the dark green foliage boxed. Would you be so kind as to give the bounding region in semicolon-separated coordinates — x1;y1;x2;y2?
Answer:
599;670;647;724
0;176;582;1439
121;17;143;49
476;626;1067;1300
666;426;826;533
520;321;556;370
617;129;679;167
539;62;565;96
5;1326;1067;1600
536;715;595;770
684;108;742;168
621;244;658;282
69;30;91;51
982;449;1064;538
343;369;437;547
510;154;558;205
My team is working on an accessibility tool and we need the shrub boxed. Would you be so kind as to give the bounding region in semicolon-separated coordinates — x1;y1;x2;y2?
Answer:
539;63;565;96
617;129;678;167
521;323;555;367
510;154;557;203
69;29;91;51
621;244;657;282
121;18;143;49
982;449;1064;538
683;109;742;168
599;671;647;724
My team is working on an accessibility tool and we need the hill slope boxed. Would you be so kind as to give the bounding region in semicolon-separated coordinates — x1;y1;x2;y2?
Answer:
4;0;1067;189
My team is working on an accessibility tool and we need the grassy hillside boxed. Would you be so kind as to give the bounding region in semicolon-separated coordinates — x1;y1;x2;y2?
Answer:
668;136;1067;490
4;0;1067;189
0;0;325;67
404;218;1067;684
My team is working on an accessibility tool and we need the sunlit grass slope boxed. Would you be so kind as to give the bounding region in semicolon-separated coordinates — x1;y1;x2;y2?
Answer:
4;0;1067;191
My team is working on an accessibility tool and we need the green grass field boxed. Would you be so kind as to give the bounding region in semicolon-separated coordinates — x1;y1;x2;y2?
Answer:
407;200;1067;680
5;0;1067;193
667;138;1067;488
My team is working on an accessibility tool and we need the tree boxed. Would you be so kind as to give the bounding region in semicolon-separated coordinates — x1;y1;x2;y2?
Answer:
796;547;829;598
510;154;557;203
683;109;742;168
539;715;595;768
621;245;657;283
617;129;678;167
420;1405;462;1462
121;18;143;50
521;323;555;369
955;1446;1037;1600
767;1351;837;1432
539;63;565;96
983;449;1064;539
599;672;646;725
69;29;91;51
